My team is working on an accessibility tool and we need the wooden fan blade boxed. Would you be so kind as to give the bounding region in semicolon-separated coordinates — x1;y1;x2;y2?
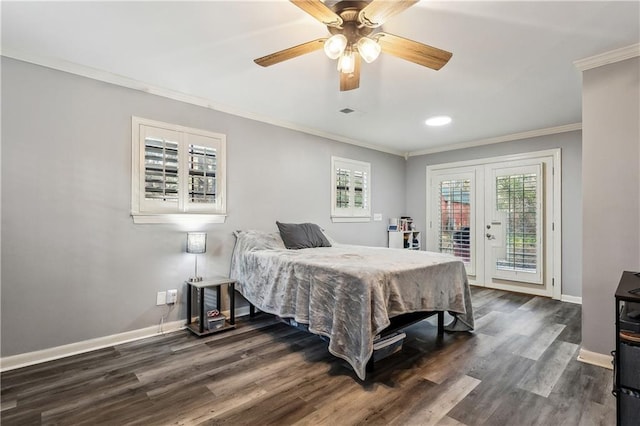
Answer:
359;0;419;28
290;0;343;28
254;38;326;67
340;54;361;91
376;32;452;70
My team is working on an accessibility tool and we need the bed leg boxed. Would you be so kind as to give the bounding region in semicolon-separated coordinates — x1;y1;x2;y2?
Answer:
249;303;256;318
437;311;444;336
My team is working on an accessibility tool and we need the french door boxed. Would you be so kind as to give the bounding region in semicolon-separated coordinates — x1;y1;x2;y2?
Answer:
427;150;560;298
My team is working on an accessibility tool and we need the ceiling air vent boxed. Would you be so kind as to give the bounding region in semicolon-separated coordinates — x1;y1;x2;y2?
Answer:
340;108;355;114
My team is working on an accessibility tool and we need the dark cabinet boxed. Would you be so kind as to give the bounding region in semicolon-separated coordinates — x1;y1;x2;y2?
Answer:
614;271;640;426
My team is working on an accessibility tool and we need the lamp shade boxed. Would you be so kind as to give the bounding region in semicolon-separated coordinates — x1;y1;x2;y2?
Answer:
337;49;355;74
356;37;381;63
186;232;207;254
324;34;347;60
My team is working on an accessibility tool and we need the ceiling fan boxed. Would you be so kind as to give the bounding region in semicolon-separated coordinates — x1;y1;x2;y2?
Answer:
254;0;452;91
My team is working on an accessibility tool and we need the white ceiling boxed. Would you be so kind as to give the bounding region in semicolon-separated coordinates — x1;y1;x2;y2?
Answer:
2;1;639;155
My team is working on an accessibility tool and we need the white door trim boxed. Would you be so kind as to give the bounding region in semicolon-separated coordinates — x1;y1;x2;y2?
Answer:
426;149;562;300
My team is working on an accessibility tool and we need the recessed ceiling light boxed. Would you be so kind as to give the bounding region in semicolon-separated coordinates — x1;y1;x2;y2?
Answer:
425;115;452;126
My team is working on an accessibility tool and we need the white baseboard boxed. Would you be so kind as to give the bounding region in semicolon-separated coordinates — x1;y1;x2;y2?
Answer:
577;348;613;370
0;319;185;372
1;308;257;372
561;294;582;304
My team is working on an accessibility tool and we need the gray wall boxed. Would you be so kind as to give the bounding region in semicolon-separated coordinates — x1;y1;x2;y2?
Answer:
581;57;640;355
405;131;583;297
1;57;406;357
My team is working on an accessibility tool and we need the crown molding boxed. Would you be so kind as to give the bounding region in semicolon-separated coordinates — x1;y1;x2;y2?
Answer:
408;123;582;157
0;48;404;157
574;43;640;72
0;48;589;158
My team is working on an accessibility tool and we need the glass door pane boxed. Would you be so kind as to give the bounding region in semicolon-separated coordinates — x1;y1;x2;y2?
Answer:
439;179;471;260
429;170;476;275
488;164;543;284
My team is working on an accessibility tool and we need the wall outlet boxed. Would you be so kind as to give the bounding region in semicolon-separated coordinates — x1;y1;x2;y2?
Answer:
166;289;178;304
156;291;167;306
373;213;383;221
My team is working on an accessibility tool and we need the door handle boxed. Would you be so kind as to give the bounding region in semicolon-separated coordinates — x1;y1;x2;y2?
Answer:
486;233;495;240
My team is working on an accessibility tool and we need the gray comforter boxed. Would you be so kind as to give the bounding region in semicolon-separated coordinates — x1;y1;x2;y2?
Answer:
230;230;474;380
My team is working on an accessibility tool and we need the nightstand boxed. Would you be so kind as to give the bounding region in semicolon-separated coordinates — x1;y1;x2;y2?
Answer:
185;276;236;336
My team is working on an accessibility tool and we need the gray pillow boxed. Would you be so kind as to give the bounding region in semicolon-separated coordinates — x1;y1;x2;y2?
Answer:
276;222;332;249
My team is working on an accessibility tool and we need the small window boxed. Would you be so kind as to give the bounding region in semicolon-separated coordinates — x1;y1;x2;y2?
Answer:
131;117;226;224
331;156;371;222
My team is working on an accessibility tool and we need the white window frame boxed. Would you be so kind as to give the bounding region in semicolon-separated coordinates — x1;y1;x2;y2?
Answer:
331;156;371;223
131;116;227;224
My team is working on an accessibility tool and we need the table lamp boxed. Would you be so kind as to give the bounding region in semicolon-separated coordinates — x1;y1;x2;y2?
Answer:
187;232;206;282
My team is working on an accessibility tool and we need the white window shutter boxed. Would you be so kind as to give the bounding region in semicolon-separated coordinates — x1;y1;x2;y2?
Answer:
331;156;371;222
131;117;227;223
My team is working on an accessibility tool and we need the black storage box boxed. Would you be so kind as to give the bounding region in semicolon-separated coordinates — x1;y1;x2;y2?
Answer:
620;388;640;426
620;340;640;390
373;332;405;362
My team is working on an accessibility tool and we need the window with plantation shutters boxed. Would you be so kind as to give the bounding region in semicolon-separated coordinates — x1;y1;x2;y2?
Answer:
131;117;226;224
331;156;371;222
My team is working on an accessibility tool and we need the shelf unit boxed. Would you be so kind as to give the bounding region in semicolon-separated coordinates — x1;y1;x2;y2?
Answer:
614;271;640;425
185;276;236;337
389;230;421;250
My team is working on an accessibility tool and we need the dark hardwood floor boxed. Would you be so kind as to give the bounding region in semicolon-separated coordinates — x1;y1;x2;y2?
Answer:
1;287;615;425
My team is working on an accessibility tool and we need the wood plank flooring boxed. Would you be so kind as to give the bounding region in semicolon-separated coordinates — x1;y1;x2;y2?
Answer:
1;287;615;425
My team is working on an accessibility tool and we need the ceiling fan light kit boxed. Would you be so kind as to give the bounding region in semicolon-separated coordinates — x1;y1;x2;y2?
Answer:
325;34;379;70
254;0;453;91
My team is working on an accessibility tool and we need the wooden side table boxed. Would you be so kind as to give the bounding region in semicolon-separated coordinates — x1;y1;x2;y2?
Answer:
185;276;236;337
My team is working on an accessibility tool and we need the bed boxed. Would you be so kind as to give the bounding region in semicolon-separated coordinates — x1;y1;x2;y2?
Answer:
229;226;474;380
